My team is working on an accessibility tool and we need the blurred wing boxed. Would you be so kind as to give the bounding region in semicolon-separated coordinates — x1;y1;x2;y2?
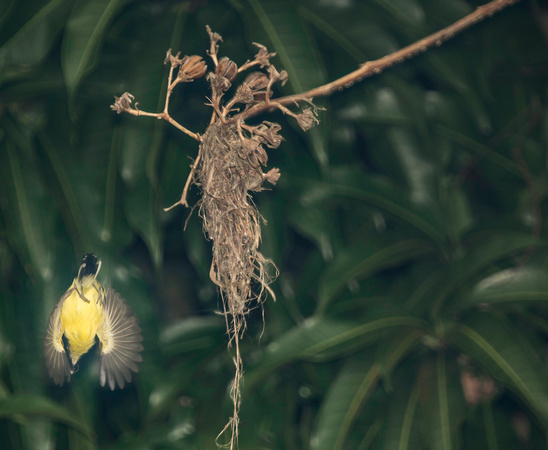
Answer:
44;290;72;386
98;287;143;390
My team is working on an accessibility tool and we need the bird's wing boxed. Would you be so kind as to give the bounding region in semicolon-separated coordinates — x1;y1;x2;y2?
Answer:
44;290;72;386
97;287;143;390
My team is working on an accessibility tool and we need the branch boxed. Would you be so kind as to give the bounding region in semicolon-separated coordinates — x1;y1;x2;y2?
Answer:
112;93;202;141
111;51;208;142
239;0;522;121
164;150;203;211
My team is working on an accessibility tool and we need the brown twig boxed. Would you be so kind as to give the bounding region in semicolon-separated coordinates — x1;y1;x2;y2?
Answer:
164;150;203;211
239;0;523;121
111;51;207;142
119;101;201;141
206;25;222;67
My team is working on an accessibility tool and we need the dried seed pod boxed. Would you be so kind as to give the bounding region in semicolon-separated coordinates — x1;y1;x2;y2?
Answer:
240;137;266;167
110;92;135;114
242;72;269;92
164;49;184;67
232;85;254;104
253;122;283;149
252;144;268;166
264;168;281;185
216;57;238;82
241;137;260;159
267;66;288;86
208;73;232;93
178;55;208;82
252;91;273;102
247;151;259;167
252;42;276;68
296;108;319;131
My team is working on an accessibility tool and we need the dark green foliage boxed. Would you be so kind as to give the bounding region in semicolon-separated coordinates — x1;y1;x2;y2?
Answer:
1;0;548;448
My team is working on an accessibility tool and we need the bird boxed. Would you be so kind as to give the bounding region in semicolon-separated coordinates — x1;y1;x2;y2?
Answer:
44;254;143;390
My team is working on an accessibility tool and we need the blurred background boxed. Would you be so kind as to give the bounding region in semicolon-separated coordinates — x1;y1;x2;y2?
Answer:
1;0;548;448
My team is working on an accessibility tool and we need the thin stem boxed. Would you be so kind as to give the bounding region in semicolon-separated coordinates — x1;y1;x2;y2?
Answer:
237;59;262;73
164;149;203;211
238;0;522;121
206;25;220;67
123;107;201;141
164;65;175;113
230;329;241;450
163;113;201;140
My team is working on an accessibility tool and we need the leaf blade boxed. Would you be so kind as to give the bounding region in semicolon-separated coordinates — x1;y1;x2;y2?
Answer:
311;353;381;450
62;0;126;98
318;238;436;312
246;315;426;388
448;311;548;422
0;394;94;439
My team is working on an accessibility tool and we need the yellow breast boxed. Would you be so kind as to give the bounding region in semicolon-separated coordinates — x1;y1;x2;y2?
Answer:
60;281;104;361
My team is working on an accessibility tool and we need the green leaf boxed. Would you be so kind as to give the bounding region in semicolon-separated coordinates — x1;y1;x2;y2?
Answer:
339;86;411;127
160;316;225;356
62;0;126;99
118;9;187;188
118;122;155;188
311;353;381;450
370;0;425;30
61;120;133;253
241;0;326;93
377;329;424;393
317;237;435;313
0;0;15;29
299;167;447;245
125;181;163;270
464;266;548;306
448;311;548;423
408;233;546;316
378;366;422;450
300;3;396;61
288;203;337;261
38;132;91;254
307;121;330;172
439;176;473;242
0;394;94;439
462;403;522;450
383;126;438;204
0;0;72;81
246;315;426;388
436;126;521;177
417;353;466;450
0;126;55;282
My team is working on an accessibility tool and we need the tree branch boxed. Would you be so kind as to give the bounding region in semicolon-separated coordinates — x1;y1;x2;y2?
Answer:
239;0;522;121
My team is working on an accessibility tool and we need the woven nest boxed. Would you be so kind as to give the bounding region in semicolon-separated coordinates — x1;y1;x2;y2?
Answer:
197;122;276;336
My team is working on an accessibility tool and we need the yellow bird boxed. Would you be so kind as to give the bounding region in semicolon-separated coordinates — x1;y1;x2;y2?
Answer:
44;254;143;390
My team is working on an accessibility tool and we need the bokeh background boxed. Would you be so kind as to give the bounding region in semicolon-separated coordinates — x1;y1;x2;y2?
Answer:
1;0;548;448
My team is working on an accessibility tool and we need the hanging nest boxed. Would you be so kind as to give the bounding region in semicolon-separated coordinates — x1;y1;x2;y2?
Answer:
197;121;279;336
111;25;321;448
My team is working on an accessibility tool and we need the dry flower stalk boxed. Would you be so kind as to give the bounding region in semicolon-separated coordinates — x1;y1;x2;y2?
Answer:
112;25;320;448
110;1;522;447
